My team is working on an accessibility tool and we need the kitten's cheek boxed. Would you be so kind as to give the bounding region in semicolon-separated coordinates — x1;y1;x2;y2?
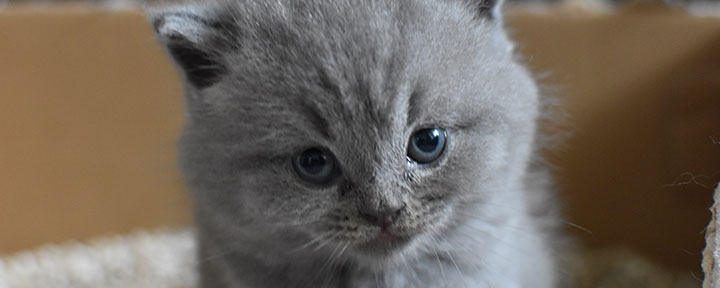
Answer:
476;137;509;172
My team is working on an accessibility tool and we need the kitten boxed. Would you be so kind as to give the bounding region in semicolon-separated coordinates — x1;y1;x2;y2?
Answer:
149;0;558;287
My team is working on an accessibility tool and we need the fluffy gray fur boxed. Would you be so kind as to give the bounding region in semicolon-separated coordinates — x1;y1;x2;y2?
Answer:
149;0;558;287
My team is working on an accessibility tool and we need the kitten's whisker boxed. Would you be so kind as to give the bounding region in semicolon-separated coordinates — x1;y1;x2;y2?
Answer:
199;244;244;263
398;249;413;279
289;231;336;253
273;220;326;228
453;222;562;282
428;236;447;287
313;231;342;252
435;234;468;288
322;242;349;288
563;221;593;234
307;241;346;288
435;231;492;288
436;229;519;287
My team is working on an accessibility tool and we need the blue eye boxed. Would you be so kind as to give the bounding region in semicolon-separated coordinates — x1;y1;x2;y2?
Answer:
407;128;447;164
293;148;336;184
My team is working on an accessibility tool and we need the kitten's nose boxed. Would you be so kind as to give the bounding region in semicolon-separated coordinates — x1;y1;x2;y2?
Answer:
359;205;405;230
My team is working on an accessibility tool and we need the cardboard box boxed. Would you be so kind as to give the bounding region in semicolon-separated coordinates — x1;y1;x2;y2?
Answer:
0;5;190;254
509;3;720;273
0;2;718;275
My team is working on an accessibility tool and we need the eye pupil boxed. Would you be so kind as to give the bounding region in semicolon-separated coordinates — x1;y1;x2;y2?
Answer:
293;148;336;184
407;128;447;164
299;149;328;175
414;129;440;153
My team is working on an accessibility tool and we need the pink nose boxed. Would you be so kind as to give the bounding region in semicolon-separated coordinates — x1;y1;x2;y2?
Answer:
359;206;404;230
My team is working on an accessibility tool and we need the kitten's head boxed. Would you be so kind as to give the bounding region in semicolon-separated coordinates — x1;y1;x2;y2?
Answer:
150;0;539;266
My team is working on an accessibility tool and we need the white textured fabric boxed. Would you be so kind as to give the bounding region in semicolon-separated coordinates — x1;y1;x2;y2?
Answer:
704;184;720;288
0;229;196;288
0;215;710;288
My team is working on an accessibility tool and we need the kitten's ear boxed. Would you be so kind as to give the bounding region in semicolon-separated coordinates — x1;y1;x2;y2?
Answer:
147;6;230;89
465;0;504;20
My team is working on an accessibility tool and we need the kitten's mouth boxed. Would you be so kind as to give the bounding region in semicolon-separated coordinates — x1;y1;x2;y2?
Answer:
354;231;412;255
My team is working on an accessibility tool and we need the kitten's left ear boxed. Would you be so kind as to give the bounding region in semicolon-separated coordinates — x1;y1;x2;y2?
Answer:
465;0;505;20
147;5;232;89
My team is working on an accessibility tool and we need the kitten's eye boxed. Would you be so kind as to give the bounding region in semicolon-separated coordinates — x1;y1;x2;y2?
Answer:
293;148;336;184
407;128;447;164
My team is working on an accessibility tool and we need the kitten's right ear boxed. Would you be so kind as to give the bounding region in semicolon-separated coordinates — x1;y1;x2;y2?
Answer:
148;6;229;89
463;0;505;21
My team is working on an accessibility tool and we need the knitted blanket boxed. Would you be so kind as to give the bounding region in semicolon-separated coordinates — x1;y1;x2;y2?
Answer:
0;229;196;288
0;220;705;288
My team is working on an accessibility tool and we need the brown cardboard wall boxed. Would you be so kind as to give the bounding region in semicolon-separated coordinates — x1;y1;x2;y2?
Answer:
508;4;720;273
0;7;191;254
0;3;718;275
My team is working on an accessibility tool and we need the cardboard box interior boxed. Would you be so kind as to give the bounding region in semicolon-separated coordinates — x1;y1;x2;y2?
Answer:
0;2;718;275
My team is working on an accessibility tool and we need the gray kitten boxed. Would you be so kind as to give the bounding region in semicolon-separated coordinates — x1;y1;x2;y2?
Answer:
149;0;558;287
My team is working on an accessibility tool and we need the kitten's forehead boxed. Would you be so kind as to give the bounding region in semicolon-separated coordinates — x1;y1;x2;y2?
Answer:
224;1;420;114
212;0;507;135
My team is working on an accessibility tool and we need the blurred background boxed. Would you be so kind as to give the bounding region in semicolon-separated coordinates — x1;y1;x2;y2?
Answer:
0;0;718;286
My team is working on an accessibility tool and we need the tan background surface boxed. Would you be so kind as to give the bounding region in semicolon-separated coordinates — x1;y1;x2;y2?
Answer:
0;6;190;254
0;3;718;276
510;3;720;274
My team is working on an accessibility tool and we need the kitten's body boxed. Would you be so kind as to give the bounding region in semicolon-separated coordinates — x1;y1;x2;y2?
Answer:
150;1;558;287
